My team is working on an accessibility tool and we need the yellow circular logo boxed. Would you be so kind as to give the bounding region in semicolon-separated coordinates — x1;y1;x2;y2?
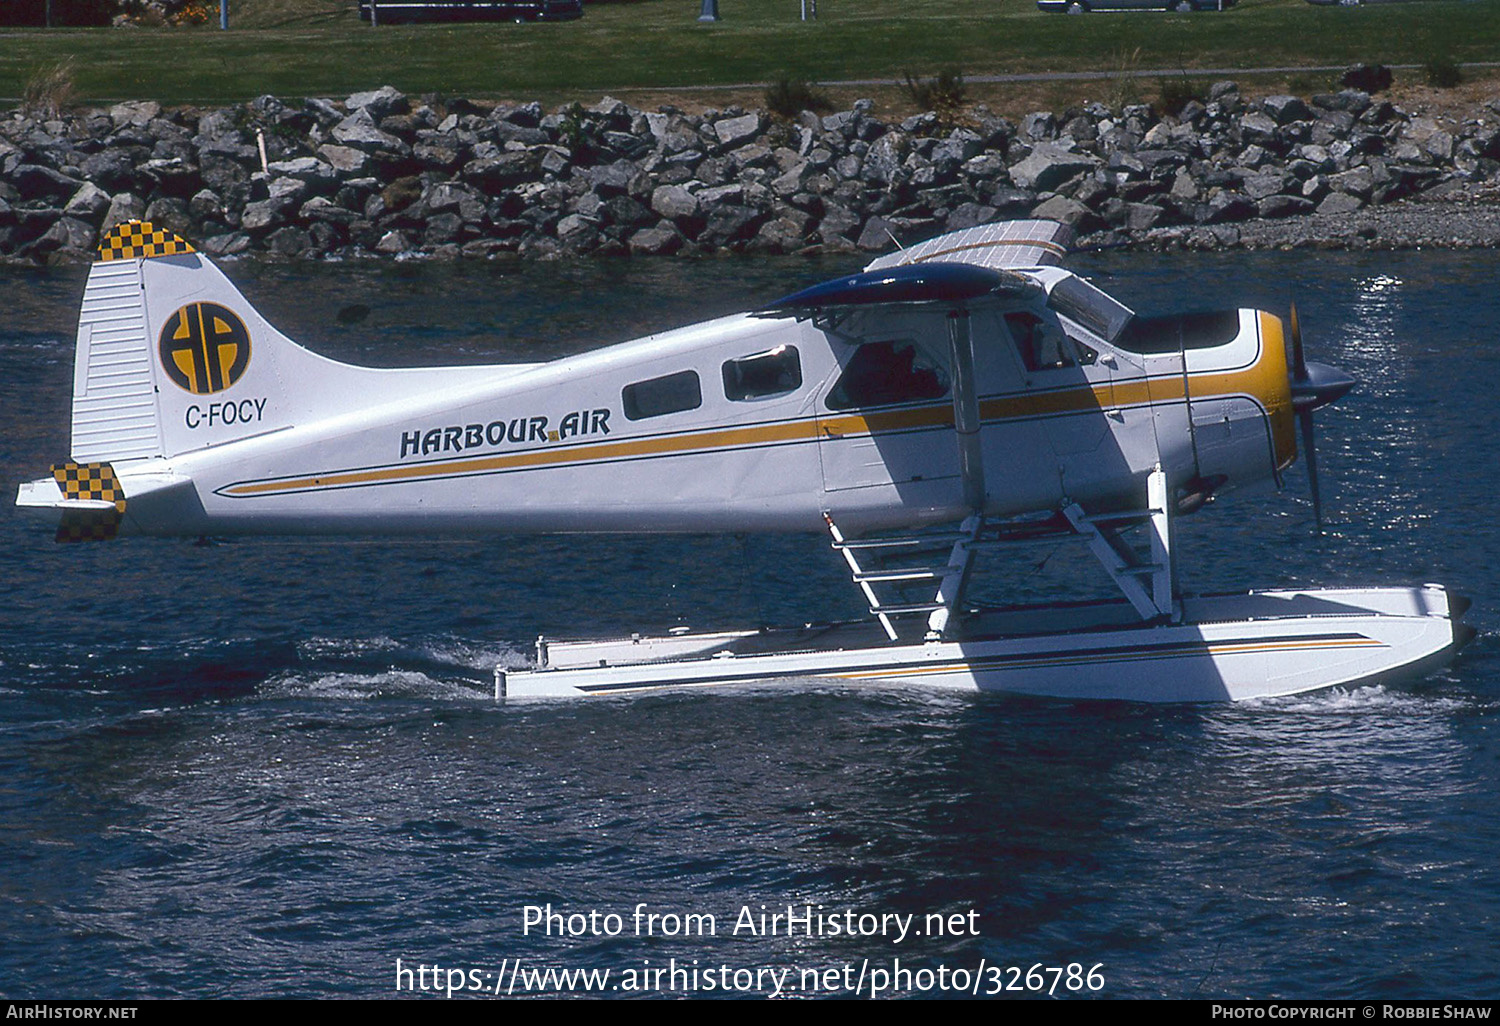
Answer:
158;302;251;395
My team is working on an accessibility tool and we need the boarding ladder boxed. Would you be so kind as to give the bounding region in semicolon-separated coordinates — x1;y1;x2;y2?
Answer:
825;467;1181;643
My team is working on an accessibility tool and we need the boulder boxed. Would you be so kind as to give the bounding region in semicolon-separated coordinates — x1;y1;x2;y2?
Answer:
1008;144;1098;193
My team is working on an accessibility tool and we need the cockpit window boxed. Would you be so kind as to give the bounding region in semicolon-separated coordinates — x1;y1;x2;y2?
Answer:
825;340;949;411
1113;311;1242;354
723;345;802;401
1045;275;1134;343
1006;312;1096;371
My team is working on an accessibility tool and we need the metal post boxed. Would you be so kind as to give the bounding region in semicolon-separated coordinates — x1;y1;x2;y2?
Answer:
946;309;986;515
221;0;228;29
698;0;719;21
371;1;379;27
44;0;52;28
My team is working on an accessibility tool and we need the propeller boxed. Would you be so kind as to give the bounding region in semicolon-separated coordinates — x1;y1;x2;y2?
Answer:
1286;303;1356;529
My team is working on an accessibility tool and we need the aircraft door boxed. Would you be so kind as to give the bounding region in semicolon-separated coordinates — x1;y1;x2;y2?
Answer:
1003;311;1112;457
816;332;959;494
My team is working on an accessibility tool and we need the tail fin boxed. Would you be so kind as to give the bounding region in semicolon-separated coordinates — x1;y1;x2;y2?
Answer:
72;220;356;464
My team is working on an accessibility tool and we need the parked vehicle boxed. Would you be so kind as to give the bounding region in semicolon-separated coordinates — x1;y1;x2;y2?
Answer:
359;1;584;23
1037;0;1235;11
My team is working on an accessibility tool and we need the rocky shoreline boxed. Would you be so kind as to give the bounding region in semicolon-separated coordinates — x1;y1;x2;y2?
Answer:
4;80;1500;266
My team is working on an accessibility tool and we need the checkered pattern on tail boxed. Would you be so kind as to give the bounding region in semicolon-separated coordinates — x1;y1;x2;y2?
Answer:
97;220;195;262
51;462;125;543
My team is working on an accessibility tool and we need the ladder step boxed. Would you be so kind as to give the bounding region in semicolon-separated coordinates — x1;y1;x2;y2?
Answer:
852;568;951;584
1079;509;1162;525
868;602;945;615
834;533;969;550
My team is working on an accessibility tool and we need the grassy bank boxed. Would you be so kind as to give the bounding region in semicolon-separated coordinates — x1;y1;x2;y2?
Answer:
1;0;1495;109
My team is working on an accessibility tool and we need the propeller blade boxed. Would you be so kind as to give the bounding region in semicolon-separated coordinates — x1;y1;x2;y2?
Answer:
1299;407;1322;529
1289;301;1307;379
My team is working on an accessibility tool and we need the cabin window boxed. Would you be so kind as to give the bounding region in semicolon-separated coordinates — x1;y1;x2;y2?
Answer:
825;340;949;411
723;345;802;401
1045;275;1133;343
1006;312;1096;371
622;370;702;421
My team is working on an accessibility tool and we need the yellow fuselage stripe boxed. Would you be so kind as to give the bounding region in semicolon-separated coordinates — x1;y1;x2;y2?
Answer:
223;331;1295;498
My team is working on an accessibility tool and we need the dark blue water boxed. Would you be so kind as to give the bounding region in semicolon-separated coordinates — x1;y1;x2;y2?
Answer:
1;250;1497;999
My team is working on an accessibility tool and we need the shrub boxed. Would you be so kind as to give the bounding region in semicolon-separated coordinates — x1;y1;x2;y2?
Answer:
903;68;967;115
21;58;76;119
1157;75;1204;117
764;76;831;119
1424;57;1463;89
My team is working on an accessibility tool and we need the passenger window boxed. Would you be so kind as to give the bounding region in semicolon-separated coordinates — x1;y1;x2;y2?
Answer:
1006;312;1095;371
622;370;702;421
825;340;949;411
723;345;801;401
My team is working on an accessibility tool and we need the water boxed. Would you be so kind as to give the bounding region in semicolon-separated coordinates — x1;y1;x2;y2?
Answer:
1;250;1497;999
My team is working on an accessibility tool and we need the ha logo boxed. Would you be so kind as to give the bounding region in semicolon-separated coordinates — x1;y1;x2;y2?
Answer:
159;302;251;395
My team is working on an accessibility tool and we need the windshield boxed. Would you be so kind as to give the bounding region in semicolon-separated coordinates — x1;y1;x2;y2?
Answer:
1045;275;1134;343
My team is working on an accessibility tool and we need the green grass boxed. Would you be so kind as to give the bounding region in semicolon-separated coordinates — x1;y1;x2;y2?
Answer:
0;0;1493;106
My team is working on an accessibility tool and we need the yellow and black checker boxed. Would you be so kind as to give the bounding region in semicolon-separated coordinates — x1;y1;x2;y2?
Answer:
97;220;195;262
51;462;126;543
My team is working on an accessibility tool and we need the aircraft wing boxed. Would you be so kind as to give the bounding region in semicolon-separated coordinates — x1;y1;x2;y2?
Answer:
864;219;1073;273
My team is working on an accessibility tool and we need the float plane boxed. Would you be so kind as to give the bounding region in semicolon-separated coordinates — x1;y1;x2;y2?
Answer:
16;219;1471;701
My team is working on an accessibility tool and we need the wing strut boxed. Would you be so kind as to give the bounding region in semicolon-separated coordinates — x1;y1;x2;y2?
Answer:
947;309;986;515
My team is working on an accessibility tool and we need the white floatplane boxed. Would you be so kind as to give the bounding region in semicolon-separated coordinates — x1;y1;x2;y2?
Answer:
16;219;1471;701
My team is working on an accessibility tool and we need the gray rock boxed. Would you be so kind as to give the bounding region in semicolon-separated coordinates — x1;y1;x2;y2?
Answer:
317;144;369;175
241;199;289;232
1208;81;1239;102
1256;195;1314;219
300;196;359;226
556;213;600;250
1329;166;1375;199
755;214;810;252
1312;90;1372;116
1315;192;1364;216
12;164;82;203
375;229;412;254
1205;192;1256;223
856;216;902;252
945;202;997;232
332;109;405;152
714;112;762;149
35;216;96;256
1030;194;1098;231
628;225;684;255
266;226;313;257
1239;112;1280;147
1020;112;1056;141
463;152;537;190
101;193;145;235
268;157;340;192
345;86;409;120
1261;95;1312;126
1008;144;1098;193
188;188;225;221
584;159;644;198
200;232;251;257
703;204;767;246
1243;171;1290;201
650;184;701;222
108;100;160;128
64;182;111;219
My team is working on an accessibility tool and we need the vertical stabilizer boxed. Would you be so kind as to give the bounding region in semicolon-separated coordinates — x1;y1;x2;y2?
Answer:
68;225;191;463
